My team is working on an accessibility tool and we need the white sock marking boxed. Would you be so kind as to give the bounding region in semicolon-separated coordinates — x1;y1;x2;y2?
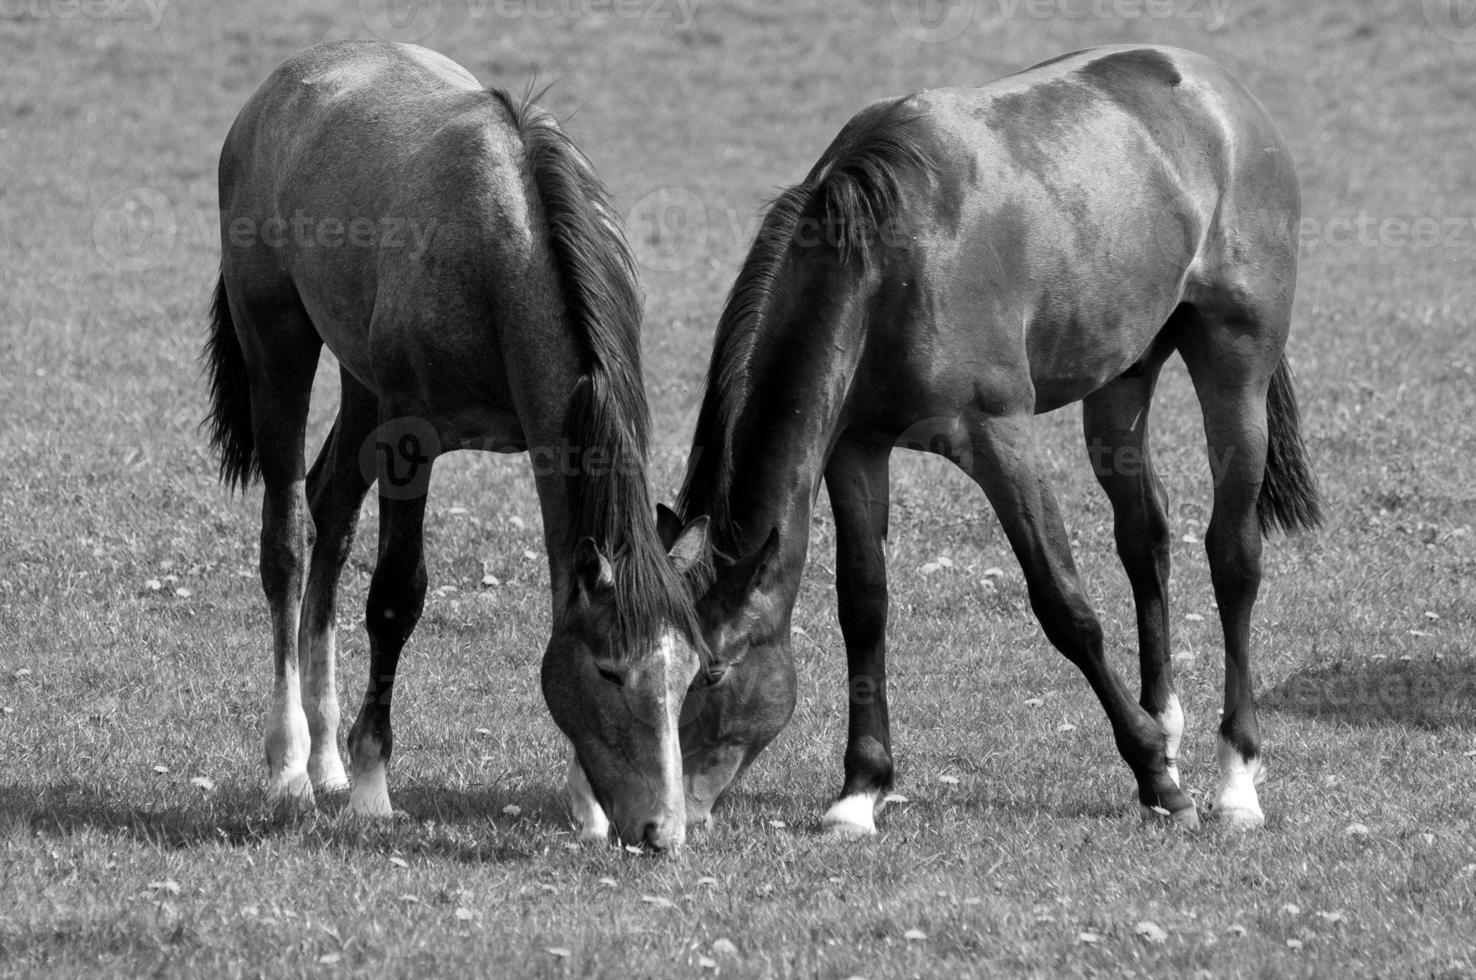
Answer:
1213;734;1264;826
822;792;879;836
347;734;394;818
1157;693;1185;788
264;684;313;805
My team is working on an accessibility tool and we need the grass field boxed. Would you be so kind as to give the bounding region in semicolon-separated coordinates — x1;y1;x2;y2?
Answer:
3;0;1476;976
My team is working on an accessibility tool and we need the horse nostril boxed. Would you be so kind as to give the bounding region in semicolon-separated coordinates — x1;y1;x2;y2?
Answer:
641;818;686;852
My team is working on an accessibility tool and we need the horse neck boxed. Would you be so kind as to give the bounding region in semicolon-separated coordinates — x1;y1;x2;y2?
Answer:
705;258;872;588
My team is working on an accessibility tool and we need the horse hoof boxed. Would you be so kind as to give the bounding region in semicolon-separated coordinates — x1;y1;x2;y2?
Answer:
1138;804;1199;830
821;795;878;836
310;758;350;794
345;790;395;820
266;772;315;812
575;826;612;845
1211;804;1265;829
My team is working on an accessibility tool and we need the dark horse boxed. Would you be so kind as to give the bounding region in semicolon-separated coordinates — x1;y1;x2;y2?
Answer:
205;42;708;850
663;46;1321;833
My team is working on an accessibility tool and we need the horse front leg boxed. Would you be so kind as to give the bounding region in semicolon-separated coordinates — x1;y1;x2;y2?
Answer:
1083;363;1184;804
964;412;1197;827
821;439;894;835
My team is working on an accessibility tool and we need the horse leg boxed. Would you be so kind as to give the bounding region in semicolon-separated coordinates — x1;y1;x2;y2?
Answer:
1082;359;1184;808
964;412;1196;825
1177;302;1281;828
345;416;435;818
820;439;893;835
244;309;322;812
296;369;377;793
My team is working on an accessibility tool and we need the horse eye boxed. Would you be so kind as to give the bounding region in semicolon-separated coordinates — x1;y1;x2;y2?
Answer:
595;665;625;687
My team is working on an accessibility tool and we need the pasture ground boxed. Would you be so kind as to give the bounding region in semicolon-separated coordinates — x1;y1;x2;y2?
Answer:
2;0;1475;976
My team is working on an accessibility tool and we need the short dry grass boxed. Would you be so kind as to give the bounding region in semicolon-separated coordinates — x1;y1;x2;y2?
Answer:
2;0;1475;977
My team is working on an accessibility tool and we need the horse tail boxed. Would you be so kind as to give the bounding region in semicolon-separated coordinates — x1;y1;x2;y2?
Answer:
1258;356;1322;536
202;274;258;491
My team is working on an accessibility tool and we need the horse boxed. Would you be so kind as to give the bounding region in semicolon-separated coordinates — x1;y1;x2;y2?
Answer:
204;41;709;850
661;45;1322;834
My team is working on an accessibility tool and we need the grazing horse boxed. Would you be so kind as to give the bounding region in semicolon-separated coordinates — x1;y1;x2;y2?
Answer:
205;41;707;850
663;45;1321;833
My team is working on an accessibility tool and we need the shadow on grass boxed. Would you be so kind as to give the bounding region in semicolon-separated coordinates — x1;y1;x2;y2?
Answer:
1260;656;1476;729
0;779;577;863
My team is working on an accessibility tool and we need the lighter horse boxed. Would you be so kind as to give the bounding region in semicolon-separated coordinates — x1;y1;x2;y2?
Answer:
205;42;707;849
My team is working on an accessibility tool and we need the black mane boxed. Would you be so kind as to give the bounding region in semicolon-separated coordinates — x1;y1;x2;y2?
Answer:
498;89;700;656
678;97;935;541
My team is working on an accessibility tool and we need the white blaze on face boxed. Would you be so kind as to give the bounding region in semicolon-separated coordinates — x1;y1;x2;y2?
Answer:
652;629;688;827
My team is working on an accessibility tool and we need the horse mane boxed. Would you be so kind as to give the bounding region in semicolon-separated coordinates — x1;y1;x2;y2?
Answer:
496;88;701;657
678;96;935;542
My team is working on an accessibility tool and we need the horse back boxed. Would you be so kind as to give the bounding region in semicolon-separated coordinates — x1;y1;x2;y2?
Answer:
875;46;1298;415
219;42;564;441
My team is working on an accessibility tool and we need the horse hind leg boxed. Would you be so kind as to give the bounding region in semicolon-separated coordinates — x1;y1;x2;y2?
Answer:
296;369;378;794
238;295;323;813
345;406;436;819
1176;297;1286;828
1082;353;1185;810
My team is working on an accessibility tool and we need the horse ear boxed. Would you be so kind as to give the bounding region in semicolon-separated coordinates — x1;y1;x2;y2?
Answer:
667;516;710;576
655;503;684;551
574;536;614;602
